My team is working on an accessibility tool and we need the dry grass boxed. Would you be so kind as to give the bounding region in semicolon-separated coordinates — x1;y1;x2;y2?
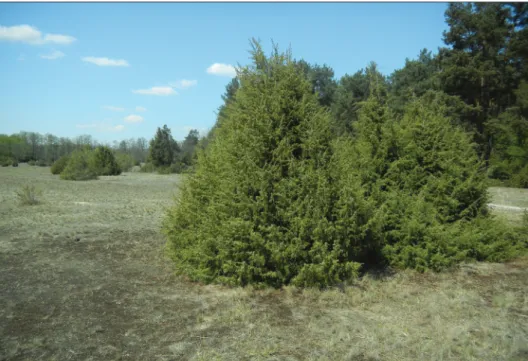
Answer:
488;187;528;224
14;184;42;206
0;165;527;361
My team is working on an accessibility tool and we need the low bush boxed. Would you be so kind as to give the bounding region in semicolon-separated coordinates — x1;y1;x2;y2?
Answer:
115;153;135;172
15;184;42;205
92;146;121;176
12;159;18;167
1;157;11;167
60;149;98;181
51;155;70;175
509;165;528;188
28;160;36;166
139;162;156;173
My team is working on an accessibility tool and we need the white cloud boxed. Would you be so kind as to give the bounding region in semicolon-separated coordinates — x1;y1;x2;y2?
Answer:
43;33;76;45
39;50;65;60
76;123;125;132
103;105;125;112
132;86;176;96
0;24;76;45
206;63;236;77
170;79;197;89
82;56;129;67
124;114;144;123
135;106;147;112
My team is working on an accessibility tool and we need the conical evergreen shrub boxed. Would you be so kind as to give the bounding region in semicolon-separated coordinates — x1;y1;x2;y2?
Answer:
163;41;364;288
343;91;526;272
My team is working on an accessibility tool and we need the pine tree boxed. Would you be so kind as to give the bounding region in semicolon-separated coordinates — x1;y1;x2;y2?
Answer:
148;125;179;167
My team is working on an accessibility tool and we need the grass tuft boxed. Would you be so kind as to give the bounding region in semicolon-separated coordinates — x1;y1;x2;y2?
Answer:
15;183;42;205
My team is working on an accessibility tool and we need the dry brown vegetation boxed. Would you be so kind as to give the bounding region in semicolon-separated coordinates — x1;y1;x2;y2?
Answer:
0;165;527;361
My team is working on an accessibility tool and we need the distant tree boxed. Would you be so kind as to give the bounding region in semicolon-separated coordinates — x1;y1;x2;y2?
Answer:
332;62;388;135
180;129;200;166
388;49;440;114
92;146;121;176
148;125;179;167
295;59;338;107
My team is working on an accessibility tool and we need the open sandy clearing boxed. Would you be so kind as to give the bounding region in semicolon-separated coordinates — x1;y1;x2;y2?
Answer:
0;166;527;361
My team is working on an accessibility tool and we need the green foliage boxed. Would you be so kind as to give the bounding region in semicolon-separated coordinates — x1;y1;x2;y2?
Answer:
180;129;200;167
92;146;121;176
15;184;42;206
340;92;525;272
388;49;440;114
60;149;98;181
139;162;156;173
295;59;337;107
163;41;362;288
50;155;70;175
115;152;135;172
332;62;388;135
0;156;12;167
12;159;18;167
148;125;179;167
28;160;36;166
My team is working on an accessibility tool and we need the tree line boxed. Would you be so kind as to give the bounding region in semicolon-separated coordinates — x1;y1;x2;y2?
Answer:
0;127;201;174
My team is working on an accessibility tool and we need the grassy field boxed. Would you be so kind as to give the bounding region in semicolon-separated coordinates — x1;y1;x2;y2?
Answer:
1;165;527;361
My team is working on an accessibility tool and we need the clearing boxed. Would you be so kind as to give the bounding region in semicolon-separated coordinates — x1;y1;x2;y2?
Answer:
1;165;527;361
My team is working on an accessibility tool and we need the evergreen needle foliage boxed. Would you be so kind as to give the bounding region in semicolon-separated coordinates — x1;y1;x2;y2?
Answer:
163;40;363;288
50;155;70;175
163;40;527;289
60;149;98;181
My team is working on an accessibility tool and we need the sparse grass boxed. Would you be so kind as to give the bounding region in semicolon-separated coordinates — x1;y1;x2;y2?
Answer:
14;183;42;205
0;166;527;361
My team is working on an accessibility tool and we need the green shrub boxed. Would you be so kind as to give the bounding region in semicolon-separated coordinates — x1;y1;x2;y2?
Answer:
35;160;49;167
15;184;42;205
116;153;135;172
163;43;527;289
28;160;36;166
157;166;172;175
163;42;362;288
60;149;98;181
1;158;11;167
509;165;528;188
139;162;156;173
51;155;70;175
158;162;184;174
12;159;18;167
92;146;121;176
338;91;524;272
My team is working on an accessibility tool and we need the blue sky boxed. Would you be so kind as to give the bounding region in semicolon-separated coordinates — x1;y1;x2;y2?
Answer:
0;2;449;142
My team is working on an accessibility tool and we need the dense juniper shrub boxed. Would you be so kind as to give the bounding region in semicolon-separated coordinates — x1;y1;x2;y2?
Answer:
51;155;70;175
92;146;121;176
60;149;98;181
163;41;363;288
340;91;526;272
162;42;527;289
